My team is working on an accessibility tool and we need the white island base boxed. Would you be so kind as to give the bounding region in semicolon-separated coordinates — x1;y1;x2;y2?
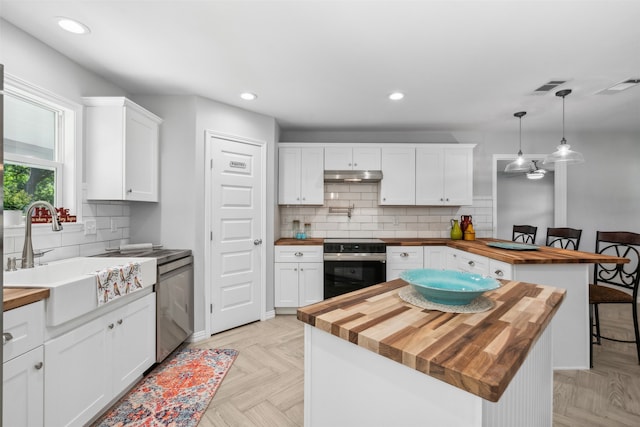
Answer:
304;324;553;427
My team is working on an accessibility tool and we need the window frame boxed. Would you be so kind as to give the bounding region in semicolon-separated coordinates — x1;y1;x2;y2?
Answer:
4;74;83;222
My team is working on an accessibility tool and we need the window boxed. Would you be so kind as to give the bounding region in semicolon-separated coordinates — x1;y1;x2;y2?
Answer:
3;75;81;220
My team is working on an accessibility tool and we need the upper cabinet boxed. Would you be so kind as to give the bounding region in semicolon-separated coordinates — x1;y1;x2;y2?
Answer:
379;147;416;205
84;97;163;202
324;147;381;170
416;146;473;206
278;146;324;205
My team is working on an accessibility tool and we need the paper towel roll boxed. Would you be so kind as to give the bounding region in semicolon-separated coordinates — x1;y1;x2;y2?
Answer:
119;243;153;252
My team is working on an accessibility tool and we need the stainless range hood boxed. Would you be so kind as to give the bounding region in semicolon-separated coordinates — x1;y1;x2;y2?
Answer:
324;170;383;183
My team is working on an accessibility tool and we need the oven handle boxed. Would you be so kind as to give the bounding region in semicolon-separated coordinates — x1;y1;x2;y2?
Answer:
158;255;194;276
323;253;387;262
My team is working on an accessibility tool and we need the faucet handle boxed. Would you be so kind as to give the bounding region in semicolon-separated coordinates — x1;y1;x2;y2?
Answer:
6;257;16;272
33;248;54;258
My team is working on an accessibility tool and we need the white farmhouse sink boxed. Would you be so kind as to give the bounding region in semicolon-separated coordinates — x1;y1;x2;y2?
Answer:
4;257;156;326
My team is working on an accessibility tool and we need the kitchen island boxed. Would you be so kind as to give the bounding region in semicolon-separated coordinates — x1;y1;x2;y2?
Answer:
298;278;565;427
297;279;565;427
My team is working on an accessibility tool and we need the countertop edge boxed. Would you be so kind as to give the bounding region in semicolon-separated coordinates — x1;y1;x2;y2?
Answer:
3;287;50;311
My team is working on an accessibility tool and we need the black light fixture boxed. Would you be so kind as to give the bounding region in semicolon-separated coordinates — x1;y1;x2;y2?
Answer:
504;111;530;172
543;89;585;165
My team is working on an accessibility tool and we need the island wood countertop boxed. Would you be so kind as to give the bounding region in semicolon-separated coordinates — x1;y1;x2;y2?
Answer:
3;287;50;312
274;238;325;245
297;278;565;402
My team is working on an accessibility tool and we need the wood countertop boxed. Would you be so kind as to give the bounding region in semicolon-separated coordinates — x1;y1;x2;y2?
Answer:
297;278;565;402
275;238;325;245
3;288;50;311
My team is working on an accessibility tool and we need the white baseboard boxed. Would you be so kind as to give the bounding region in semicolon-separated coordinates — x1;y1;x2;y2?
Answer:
187;329;209;342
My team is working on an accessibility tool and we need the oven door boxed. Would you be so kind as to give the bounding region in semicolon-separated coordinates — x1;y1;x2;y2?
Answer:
324;256;386;299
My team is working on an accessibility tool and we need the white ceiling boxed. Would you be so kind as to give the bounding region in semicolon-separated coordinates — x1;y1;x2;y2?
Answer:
2;0;640;133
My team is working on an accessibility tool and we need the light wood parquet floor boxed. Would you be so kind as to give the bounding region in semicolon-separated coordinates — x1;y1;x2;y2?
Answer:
192;304;640;427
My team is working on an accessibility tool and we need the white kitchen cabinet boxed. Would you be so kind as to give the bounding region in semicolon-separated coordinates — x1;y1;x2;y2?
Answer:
278;147;324;205
275;246;324;307
84;97;163;202
423;246;448;269
380;147;416;205
447;249;489;276
416;145;474;206
44;293;156;427
3;301;45;427
324;147;381;170
387;246;424;280
489;259;513;280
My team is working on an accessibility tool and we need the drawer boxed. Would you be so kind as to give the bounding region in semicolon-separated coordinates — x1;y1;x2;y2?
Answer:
489;259;513;280
386;247;424;266
450;250;489;276
3;300;45;363
275;245;323;263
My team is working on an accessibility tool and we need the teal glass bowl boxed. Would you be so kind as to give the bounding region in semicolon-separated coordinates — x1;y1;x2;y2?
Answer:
400;268;500;306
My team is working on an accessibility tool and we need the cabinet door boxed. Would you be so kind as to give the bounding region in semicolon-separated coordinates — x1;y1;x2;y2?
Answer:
275;263;301;307
45;315;110;427
3;346;44;427
415;147;444;205
386;247;423;280
324;147;352;170
443;147;473;205
380;148;415;205
278;147;302;204
423;246;448;269
353;147;381;170
300;147;324;204
299;262;324;306
124;106;159;202
112;293;156;392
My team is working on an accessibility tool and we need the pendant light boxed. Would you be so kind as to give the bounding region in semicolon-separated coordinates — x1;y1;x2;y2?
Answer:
504;111;530;172
543;89;585;165
526;160;547;180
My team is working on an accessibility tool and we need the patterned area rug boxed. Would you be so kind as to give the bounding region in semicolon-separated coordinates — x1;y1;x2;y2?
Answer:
93;348;238;427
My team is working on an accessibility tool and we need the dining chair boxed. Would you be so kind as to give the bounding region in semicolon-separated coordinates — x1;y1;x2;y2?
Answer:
545;227;582;250
512;225;537;244
589;231;640;367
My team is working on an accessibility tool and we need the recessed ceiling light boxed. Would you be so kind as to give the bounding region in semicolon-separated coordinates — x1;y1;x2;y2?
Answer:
389;92;405;101
56;17;91;34
240;92;257;101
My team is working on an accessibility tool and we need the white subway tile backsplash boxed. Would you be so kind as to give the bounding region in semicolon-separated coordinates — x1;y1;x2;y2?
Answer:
280;182;494;239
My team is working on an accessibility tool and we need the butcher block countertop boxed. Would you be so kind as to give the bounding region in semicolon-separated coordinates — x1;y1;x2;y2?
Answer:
297;278;565;402
274;238;325;245
3;287;50;311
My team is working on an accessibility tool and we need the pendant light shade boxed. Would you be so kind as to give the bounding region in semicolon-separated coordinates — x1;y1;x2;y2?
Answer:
505;111;530;172
543;89;585;165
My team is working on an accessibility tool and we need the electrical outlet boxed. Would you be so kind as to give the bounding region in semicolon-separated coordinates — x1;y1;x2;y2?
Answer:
84;219;97;235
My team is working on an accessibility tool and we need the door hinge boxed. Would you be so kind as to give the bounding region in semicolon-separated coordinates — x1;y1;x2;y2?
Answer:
210;159;213;169
210;303;213;314
210;231;213;241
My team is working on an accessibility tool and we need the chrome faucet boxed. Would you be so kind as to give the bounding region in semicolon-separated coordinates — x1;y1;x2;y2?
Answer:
21;201;63;268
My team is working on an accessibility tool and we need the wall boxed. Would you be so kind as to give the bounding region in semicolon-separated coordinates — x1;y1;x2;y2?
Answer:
1;20;134;264
131;95;278;338
280;183;492;239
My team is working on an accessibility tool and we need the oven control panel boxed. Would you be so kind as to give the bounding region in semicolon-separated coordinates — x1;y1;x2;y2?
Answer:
324;242;387;254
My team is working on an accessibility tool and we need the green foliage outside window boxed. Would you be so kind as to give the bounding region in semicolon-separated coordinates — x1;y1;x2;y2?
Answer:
3;164;55;211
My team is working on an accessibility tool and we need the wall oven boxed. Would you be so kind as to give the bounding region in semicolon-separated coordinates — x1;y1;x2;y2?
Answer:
323;239;387;299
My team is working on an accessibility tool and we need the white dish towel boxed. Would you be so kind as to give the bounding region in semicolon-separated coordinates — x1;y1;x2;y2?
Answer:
95;262;144;306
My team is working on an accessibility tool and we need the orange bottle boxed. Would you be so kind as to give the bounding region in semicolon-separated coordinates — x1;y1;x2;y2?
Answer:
463;222;476;241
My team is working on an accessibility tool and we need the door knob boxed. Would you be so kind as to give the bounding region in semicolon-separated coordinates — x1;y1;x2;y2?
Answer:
3;332;13;345
254;239;263;246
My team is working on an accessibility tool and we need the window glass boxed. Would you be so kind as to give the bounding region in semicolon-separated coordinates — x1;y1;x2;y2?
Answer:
4;94;57;161
3;163;55;210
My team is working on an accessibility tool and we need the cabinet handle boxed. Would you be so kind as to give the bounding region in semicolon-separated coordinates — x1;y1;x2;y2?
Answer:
34;362;43;370
254;239;263;246
296;197;300;201
494;270;504;277
127;188;133;193
353;163;357;167
117;319;123;325
294;268;297;272
468;261;475;267
400;252;409;258
302;197;306;201
383;197;387;201
300;268;304;272
440;198;444;201
294;252;303;257
3;332;13;345
446;198;450;202
108;323;115;329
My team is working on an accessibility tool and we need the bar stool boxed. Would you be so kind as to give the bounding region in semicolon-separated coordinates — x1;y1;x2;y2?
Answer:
545;227;582;250
512;225;537;244
589;231;640;367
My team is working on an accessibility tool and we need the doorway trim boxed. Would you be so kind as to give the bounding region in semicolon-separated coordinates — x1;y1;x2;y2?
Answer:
203;130;267;336
492;154;567;237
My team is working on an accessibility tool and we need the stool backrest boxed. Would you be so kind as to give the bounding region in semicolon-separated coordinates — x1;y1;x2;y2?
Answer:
594;231;640;294
546;227;582;250
512;225;537;244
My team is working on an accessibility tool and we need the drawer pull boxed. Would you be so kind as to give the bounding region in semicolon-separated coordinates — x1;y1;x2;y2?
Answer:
494;270;504;277
117;319;123;325
294;252;303;257
3;332;13;345
400;252;409;258
108;323;115;329
468;261;475;267
34;362;43;370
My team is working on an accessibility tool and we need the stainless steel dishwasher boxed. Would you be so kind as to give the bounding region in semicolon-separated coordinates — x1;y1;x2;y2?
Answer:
96;248;194;363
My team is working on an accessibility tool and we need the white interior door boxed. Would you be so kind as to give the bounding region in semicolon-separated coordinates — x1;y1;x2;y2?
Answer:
209;136;263;334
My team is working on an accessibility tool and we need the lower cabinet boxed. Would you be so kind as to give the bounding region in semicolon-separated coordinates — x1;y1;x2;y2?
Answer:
387;247;424;280
3;300;45;427
274;246;323;308
423;246;448;269
44;293;156;427
447;249;513;280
